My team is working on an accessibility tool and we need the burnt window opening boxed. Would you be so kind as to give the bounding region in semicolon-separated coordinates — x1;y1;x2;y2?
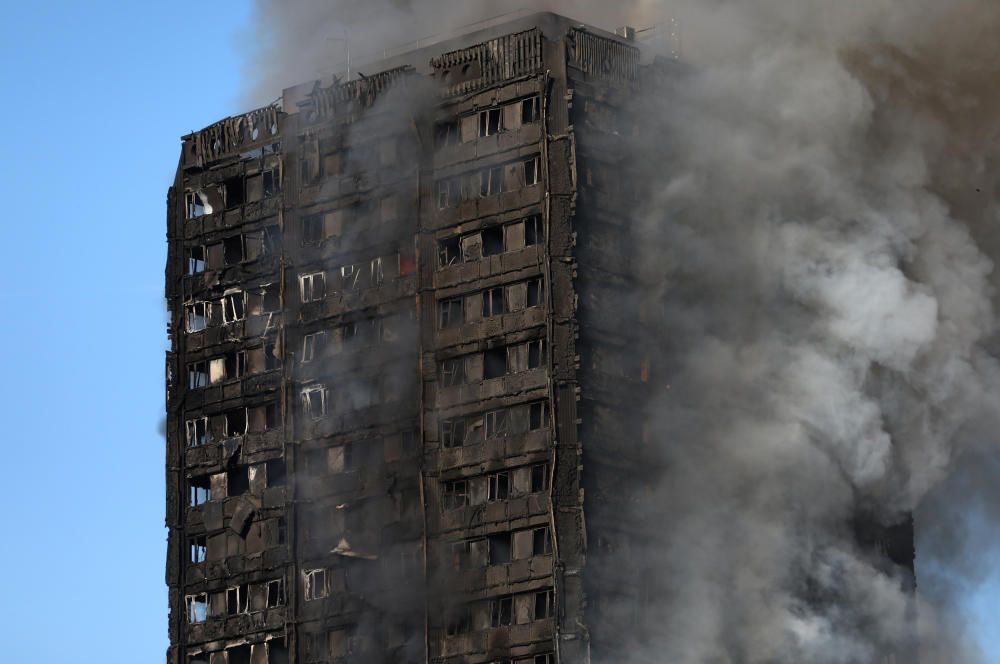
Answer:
524;156;541;186
530;402;550;431
484;347;508;379
265;459;286;487
186;302;211;333
186;417;209;447
186;593;208;624
264;342;280;371
482;287;505;318
446;607;472;636
436;179;452;210
479;107;503;137
225;407;248;437
266;578;285;608
227;584;250;616
262;287;281;314
482;225;504;257
277;517;288;545
487;471;510;502
301;385;328;420
189;536;207;564
303;447;327;476
340;264;361;291
439;236;461;267
264;403;280;430
488;532;512;564
188;361;209;390
227;466;249;497
528;339;547;369
300;272;326;303
189;476;212;507
441;417;466;449
524;215;543;246
442;479;469;510
262;169;278;198
533;527;552;556
224;176;245;208
228;645;251;664
534;590;554;620
440;358;465;387
263;226;281;254
225;351;247;381
370;257;385;287
490;595;513;627
531;463;550;493
527;278;544;308
222;291;246;323
436;120;460;148
303;569;328;601
485;409;509;438
185;190;212;219
439;297;464;329
301;214;323;245
522;96;540;124
223;236;245;265
186;246;206;275
535;656;555;664
302;332;324;364
480;166;504;197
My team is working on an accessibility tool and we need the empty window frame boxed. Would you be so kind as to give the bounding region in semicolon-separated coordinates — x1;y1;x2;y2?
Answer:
488;532;513;564
527;339;547;369
439;358;465;387
188;361;209;389
370;257;384;287
339;264;361;291
446;607;473;636
482;287;506;318
534;590;554;620
225;351;247;381
185;190;213;219
529;402;550;430
262;169;278;197
186;302;211;332
481;225;504;257
480;166;504;197
440;417;466;449
265;578;285;608
186;417;209;447
227;466;249;496
227;584;250;616
222;291;246;323
479;107;503;137
535;655;555;664
439;236;461;267
521;96;540;124
186;246;207;275
300;272;326;303
523;156;542;186
485;409;509;439
524;215;543;246
186;594;209;623
527;277;545;308
436;120;460;148
301;385;328;420
442;479;469;510
490;595;514;627
487;471;511;502
301;214;324;244
531;463;549;493
483;347;508;380
301;332;325;364
436;179;453;210
189;536;207;564
189;476;212;507
303;569;328;601
439;297;464;329
225;408;248;437
532;527;552;556
223;176;245;208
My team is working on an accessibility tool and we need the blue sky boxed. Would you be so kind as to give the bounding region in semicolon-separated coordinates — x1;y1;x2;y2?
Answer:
0;3;994;663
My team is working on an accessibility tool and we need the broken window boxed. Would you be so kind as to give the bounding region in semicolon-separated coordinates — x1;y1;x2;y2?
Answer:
534;590;554;619
186;417;209;447
480;166;504;197
490;596;513;627
527;340;547;369
265;459;286;487
223;236;245;265
482;287;505;318
225;351;247;381
484;347;508;380
532;527;552;556
339;264;361;291
439;236;461;267
521;96;540;124
187;246;207;275
301;385;328;420
227;584;250;616
188;361;209;390
435;120;460;148
186;190;212;219
535;655;555;664
223;291;246;323
265;578;285;608
531;463;549;493
225;408;248;437
527;278;544;308
301;214;323;245
439;297;464;329
446;606;472;636
190;536;207;564
442;479;469;510
529;402;550;431
370;257;384;287
479;108;503;137
186;594;208;623
482;225;504;257
300;272;326;303
441;417;465;449
436;179;452;210
228;467;249;497
262;169;278;198
524;215;543;246
488;532;512;564
228;645;251;664
303;569;328;601
189;476;212;507
302;332;324;364
524;156;541;186
485;409;509;439
264;342;280;371
487;471;510;502
224;176;245;208
440;358;465;387
186;302;211;332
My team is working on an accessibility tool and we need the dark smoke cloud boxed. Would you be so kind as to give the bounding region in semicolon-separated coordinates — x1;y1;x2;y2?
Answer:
245;0;1000;660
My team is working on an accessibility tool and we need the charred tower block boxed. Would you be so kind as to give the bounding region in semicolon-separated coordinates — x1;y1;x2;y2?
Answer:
165;11;913;664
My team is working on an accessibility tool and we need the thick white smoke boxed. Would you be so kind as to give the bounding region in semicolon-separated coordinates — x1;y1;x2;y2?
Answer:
245;1;1000;661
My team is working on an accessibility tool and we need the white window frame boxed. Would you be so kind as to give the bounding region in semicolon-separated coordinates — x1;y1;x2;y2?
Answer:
301;384;329;420
185;302;211;332
485;409;509;439
302;332;324;364
186;417;209;447
303;568;329;601
222;291;246;323
300;271;326;303
186;593;208;623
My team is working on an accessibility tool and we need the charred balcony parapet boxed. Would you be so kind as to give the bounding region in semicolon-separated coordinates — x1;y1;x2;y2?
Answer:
567;28;640;82
431;29;543;98
183;104;282;169
296;66;416;125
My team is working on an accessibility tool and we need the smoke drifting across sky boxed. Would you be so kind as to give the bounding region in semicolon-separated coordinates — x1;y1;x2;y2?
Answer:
246;1;1000;661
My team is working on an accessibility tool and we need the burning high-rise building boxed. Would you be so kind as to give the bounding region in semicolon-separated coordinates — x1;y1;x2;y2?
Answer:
165;10;921;664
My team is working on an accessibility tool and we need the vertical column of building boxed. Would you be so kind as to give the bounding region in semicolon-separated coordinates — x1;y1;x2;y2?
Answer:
418;29;561;664
279;72;425;664
165;107;293;664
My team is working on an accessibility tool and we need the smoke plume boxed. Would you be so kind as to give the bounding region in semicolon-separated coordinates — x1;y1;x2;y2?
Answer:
246;0;1000;661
